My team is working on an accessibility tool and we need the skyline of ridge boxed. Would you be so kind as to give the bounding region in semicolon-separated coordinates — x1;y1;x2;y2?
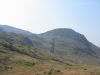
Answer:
0;24;100;47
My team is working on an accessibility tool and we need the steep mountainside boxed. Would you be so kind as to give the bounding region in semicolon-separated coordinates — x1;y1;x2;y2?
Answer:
0;25;100;66
40;28;100;65
0;31;55;71
0;25;32;35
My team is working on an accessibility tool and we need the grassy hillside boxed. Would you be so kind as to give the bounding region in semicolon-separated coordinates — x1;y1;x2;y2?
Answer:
1;52;100;75
0;26;100;75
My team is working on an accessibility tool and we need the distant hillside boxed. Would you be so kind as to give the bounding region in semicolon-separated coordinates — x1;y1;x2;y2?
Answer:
0;31;54;71
0;25;32;35
0;25;100;67
40;28;100;65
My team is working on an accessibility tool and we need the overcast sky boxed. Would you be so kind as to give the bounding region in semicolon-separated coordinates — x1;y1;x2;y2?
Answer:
0;0;100;46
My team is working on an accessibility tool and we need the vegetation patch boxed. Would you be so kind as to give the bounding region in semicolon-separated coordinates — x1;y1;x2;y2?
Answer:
47;69;53;75
15;60;36;67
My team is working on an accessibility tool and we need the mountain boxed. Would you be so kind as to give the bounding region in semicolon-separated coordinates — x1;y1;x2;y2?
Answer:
0;25;100;68
0;25;32;35
0;25;50;51
40;28;100;65
0;30;54;72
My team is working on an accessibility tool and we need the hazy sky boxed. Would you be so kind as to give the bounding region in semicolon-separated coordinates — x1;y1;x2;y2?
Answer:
0;0;100;46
